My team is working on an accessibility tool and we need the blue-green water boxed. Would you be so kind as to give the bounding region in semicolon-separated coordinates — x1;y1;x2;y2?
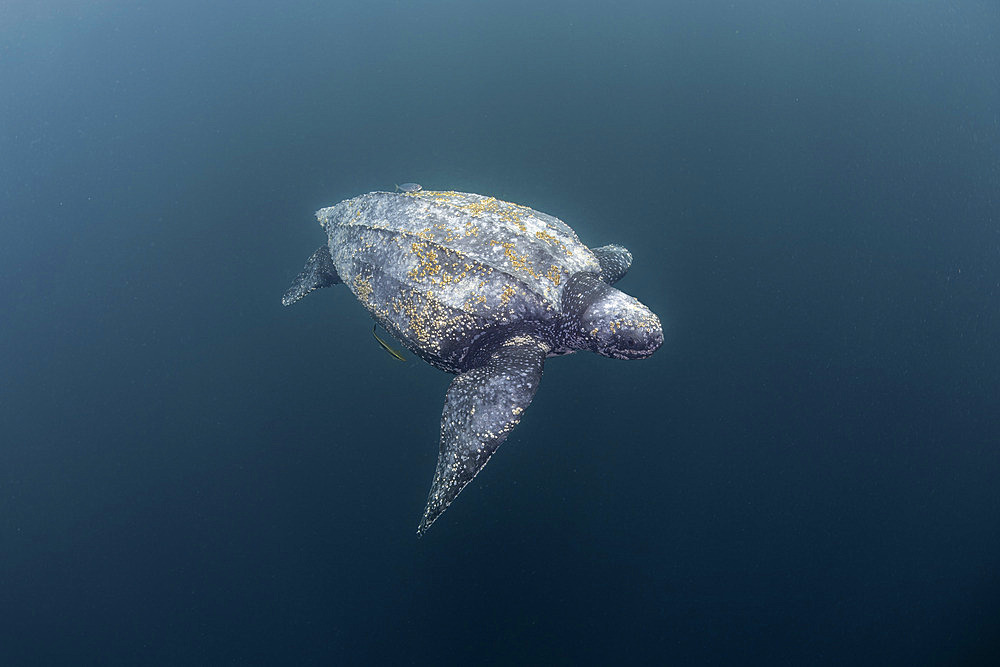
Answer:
2;1;998;664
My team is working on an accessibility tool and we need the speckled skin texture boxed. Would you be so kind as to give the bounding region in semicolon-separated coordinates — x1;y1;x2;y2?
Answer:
284;190;663;535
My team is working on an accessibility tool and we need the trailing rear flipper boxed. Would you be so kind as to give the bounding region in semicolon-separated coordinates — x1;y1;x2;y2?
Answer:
282;245;341;306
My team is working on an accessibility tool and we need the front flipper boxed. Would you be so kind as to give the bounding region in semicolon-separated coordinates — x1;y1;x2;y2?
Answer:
592;244;633;286
417;335;550;536
282;245;341;306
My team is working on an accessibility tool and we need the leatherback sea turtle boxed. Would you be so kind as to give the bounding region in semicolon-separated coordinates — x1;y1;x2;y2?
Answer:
283;189;663;535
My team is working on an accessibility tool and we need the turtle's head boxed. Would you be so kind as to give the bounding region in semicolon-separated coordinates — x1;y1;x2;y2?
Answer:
563;274;663;360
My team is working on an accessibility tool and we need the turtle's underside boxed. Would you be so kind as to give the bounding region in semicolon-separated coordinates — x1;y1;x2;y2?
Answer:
284;190;663;535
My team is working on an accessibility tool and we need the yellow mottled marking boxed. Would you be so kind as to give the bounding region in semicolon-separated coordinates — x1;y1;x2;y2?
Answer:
545;265;562;286
353;274;374;305
500;284;516;306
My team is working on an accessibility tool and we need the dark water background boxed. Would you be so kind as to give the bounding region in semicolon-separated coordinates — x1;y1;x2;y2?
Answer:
2;1;998;664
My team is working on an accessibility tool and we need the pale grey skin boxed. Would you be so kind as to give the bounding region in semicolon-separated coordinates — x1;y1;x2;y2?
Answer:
283;190;663;535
